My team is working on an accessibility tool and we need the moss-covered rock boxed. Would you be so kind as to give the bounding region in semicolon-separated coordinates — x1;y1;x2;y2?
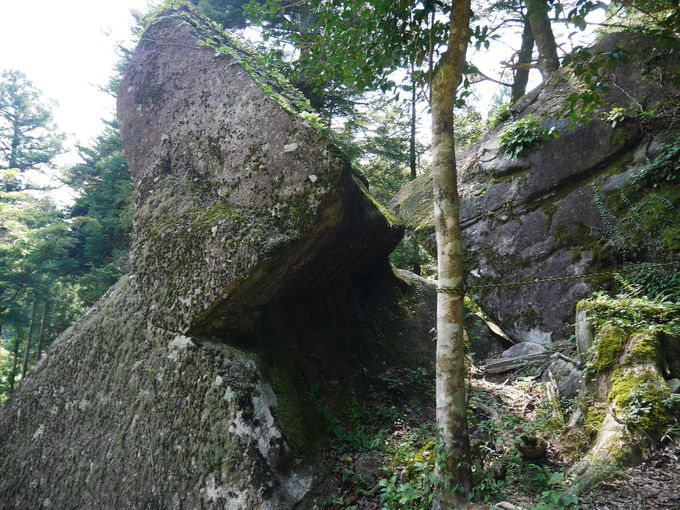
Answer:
0;6;425;508
389;31;680;345
569;295;680;493
591;324;628;372
118;7;403;334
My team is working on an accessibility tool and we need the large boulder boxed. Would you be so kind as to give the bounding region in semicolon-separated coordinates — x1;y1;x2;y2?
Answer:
390;32;680;344
118;9;402;335
0;7;431;509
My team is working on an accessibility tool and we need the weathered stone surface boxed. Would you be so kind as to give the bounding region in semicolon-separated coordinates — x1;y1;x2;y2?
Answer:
575;308;594;363
0;7;428;509
390;32;680;344
542;358;583;399
502;341;547;358
118;9;402;334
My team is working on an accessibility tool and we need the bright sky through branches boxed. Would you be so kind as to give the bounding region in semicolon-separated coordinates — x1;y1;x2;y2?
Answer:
0;0;604;170
0;0;159;164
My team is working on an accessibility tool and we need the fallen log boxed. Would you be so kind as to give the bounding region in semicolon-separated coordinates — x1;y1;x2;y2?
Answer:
484;353;550;374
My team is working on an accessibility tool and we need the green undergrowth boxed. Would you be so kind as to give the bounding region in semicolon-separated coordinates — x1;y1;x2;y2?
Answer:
579;292;680;339
321;375;582;509
499;114;560;159
594;142;680;300
467;383;579;508
316;366;437;509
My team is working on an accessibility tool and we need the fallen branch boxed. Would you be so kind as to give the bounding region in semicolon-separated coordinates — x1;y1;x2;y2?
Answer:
483;353;549;374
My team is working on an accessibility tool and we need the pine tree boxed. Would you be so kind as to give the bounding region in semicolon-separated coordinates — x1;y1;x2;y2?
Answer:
0;70;63;189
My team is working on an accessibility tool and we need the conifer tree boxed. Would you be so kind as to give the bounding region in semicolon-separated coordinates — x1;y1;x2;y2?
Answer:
0;70;63;187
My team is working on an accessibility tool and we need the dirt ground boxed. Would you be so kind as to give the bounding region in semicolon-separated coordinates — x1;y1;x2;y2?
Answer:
580;440;680;509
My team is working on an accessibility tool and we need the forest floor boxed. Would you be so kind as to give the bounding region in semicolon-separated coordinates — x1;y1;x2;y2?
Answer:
580;440;680;509
319;363;680;510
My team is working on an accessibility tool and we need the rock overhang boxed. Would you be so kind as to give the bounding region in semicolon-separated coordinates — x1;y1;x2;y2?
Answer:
389;31;679;344
117;6;403;334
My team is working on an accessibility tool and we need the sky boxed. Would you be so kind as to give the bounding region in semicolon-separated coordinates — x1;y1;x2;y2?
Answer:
0;0;604;173
0;0;160;165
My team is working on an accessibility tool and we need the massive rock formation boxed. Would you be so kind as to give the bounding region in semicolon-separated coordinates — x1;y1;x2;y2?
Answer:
390;32;680;344
119;10;401;336
0;7;431;508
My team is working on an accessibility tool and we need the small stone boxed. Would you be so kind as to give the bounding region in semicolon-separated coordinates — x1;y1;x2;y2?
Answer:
212;375;224;388
542;358;582;399
283;142;298;152
352;451;384;481
667;378;680;393
501;342;546;358
514;434;547;460
492;503;527;510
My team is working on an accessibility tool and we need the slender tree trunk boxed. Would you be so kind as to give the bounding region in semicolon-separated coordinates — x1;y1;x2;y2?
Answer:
35;301;49;363
21;301;37;380
409;68;417;181
526;0;560;78
8;334;20;393
511;19;535;103
431;0;473;507
9;124;20;169
408;71;420;276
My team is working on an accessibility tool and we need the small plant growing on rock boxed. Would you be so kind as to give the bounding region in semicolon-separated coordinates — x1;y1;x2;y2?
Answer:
488;102;511;129
633;142;680;185
499;114;558;159
606;107;626;128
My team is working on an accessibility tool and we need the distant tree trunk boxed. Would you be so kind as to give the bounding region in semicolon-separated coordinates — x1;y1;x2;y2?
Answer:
511;19;535;102
20;301;37;380
409;69;417;181
431;0;473;506
35;302;49;363
9;125;20;169
8;334;20;393
526;0;560;78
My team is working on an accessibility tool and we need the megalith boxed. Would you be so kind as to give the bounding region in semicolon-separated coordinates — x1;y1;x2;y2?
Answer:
0;7;429;509
390;32;680;344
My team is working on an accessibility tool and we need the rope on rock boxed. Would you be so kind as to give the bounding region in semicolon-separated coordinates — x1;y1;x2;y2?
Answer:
436;260;680;294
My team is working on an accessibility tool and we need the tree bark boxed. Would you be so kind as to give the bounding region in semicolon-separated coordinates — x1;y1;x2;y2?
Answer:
409;70;417;181
431;0;473;507
8;333;20;393
35;301;49;363
526;0;560;78
511;18;535;103
20;301;37;380
9;124;20;170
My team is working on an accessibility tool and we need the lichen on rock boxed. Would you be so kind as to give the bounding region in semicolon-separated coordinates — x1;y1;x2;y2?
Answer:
0;6;429;509
568;294;680;493
389;31;680;345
